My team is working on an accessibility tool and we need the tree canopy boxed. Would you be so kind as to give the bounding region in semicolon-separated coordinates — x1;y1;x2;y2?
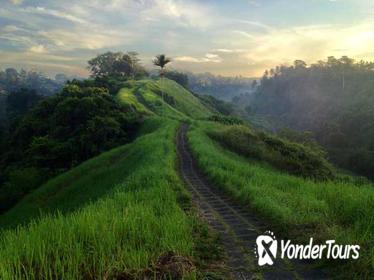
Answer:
250;56;374;178
0;84;141;212
0;68;62;96
153;54;171;74
164;70;188;88
88;51;147;80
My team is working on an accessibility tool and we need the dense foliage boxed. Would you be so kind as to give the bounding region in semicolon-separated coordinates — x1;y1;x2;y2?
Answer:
88;51;147;80
207;115;243;125
0;68;63;96
251;56;374;178
0;88;45;140
164;70;189;88
209;125;335;180
0;84;140;212
6;89;43;121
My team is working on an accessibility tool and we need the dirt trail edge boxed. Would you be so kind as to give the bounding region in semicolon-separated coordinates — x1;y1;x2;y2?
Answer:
177;123;329;280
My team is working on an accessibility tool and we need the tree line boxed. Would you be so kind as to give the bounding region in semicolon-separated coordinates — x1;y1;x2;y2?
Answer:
0;51;166;213
250;56;374;179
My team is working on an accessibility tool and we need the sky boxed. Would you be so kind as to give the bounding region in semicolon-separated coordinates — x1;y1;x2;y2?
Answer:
1;0;374;77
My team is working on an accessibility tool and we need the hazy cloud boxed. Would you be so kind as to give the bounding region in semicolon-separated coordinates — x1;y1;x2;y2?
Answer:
25;6;88;24
175;53;222;63
29;44;47;54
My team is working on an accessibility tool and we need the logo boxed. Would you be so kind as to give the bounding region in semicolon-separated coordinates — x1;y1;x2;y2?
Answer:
254;231;360;266
255;231;277;266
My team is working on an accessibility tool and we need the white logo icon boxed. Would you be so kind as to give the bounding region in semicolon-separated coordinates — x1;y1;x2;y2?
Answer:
254;231;360;266
255;231;277;266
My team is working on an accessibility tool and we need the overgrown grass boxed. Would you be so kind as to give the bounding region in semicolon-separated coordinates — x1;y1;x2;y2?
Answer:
209;124;335;180
0;118;216;279
188;121;374;279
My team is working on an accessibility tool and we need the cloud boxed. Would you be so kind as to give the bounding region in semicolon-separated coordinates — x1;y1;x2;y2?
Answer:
25;6;87;24
1;25;20;32
9;0;23;5
2;0;374;77
233;30;256;39
139;0;214;29
212;48;245;53
248;1;260;7
29;44;47;53
205;53;219;59
236;20;273;32
38;29;130;50
175;53;222;63
213;21;374;76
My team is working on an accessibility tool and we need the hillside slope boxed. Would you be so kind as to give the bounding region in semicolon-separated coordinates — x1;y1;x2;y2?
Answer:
117;79;212;119
0;118;222;279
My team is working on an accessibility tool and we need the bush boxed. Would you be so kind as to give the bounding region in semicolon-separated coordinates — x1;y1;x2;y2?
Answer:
208;115;243;125
164;71;189;88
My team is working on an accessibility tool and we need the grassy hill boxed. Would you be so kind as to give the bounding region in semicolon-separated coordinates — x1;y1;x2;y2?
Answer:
0;81;221;279
1;77;374;278
117;79;212;120
0;118;222;279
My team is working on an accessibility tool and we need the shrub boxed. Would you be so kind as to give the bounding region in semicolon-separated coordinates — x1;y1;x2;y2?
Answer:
208;115;243;125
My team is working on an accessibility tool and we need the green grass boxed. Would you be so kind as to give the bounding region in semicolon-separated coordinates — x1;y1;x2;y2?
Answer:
209;124;335;180
0;118;212;279
188;121;374;279
116;79;212;120
5;75;370;279
116;86;151;114
0;118;167;229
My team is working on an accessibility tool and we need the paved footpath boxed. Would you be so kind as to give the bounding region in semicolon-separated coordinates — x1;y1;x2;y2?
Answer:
177;123;329;280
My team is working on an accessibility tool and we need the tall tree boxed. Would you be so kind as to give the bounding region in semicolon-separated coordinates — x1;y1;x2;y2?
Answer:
153;54;171;101
88;52;146;80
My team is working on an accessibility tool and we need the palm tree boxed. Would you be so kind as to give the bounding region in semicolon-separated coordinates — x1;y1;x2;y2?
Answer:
153;54;171;102
153;54;171;76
